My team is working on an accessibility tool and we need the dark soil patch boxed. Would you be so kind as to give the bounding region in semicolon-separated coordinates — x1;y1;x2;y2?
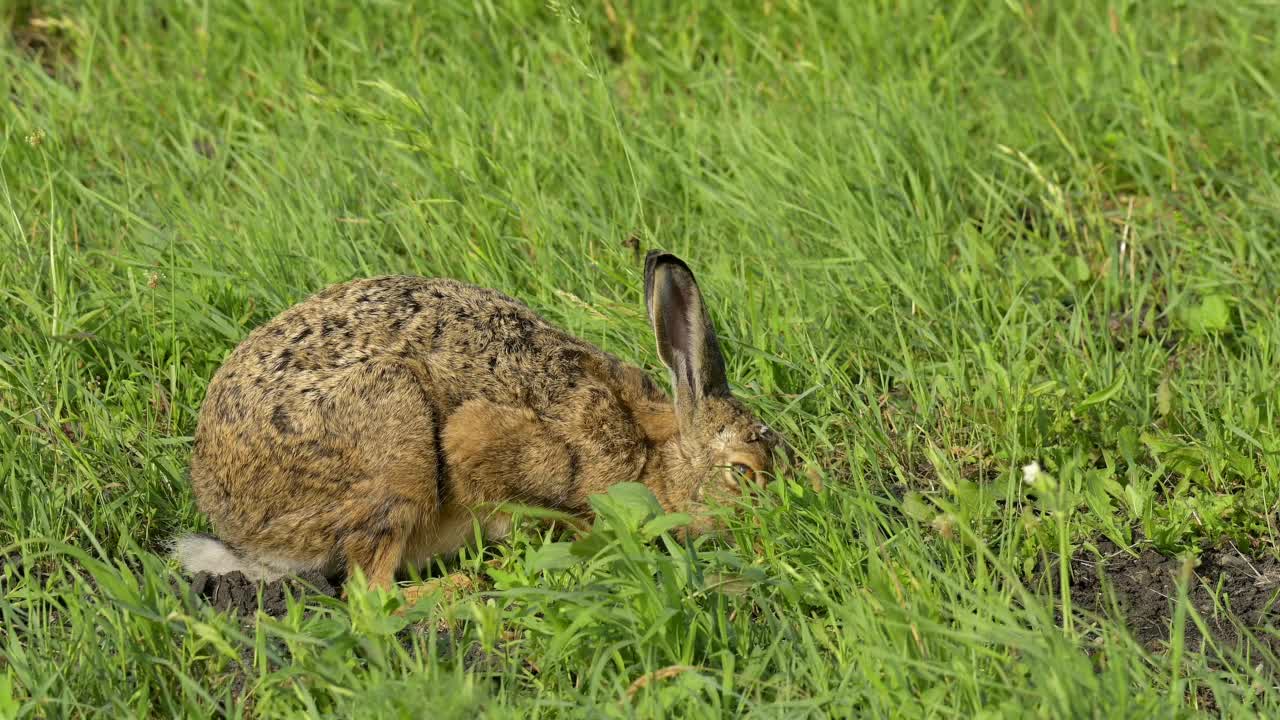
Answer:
184;569;512;702
0;552;24;576
1105;304;1176;350
182;570;512;666
1066;540;1280;659
420;626;514;674
7;6;79;82
187;570;340;618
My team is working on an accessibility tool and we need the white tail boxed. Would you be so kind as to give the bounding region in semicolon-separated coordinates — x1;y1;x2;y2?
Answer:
172;534;294;581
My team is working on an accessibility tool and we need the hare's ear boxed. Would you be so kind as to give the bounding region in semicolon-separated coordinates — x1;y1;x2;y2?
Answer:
644;251;729;416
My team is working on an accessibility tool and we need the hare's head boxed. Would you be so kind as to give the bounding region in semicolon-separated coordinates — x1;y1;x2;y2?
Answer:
644;252;792;509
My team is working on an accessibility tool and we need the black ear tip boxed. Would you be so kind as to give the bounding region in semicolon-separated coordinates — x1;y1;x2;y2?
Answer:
644;250;671;274
644;251;693;275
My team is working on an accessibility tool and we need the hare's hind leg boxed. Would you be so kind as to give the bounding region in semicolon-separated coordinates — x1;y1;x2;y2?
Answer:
326;360;444;590
340;528;408;590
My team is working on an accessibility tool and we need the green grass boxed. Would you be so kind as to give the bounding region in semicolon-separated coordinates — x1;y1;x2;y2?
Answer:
2;0;1279;716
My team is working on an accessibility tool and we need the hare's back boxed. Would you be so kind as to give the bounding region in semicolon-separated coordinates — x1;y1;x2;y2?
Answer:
208;275;609;419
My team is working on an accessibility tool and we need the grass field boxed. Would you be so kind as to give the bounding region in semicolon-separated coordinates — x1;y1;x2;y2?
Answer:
3;0;1280;716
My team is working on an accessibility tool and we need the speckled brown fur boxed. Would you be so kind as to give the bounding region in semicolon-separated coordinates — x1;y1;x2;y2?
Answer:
182;253;786;589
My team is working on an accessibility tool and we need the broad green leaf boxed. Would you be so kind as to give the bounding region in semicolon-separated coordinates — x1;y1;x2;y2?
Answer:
901;491;934;522
640;513;693;540
588;483;663;531
1080;373;1125;408
1157;377;1173;417
1180;295;1231;334
527;541;582;574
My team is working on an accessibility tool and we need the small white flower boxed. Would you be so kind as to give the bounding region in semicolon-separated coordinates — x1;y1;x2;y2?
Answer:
1022;462;1042;486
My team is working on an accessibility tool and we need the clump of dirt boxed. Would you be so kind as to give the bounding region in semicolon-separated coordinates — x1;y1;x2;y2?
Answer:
1067;540;1280;657
7;8;79;81
1105;304;1175;349
0;552;24;575
183;569;514;703
187;570;340;618
416;626;516;674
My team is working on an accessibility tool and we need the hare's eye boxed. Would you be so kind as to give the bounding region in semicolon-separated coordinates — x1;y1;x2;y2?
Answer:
730;463;755;482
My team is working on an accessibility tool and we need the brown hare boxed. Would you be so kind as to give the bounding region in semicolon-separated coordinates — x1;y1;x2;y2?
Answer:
176;251;789;589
